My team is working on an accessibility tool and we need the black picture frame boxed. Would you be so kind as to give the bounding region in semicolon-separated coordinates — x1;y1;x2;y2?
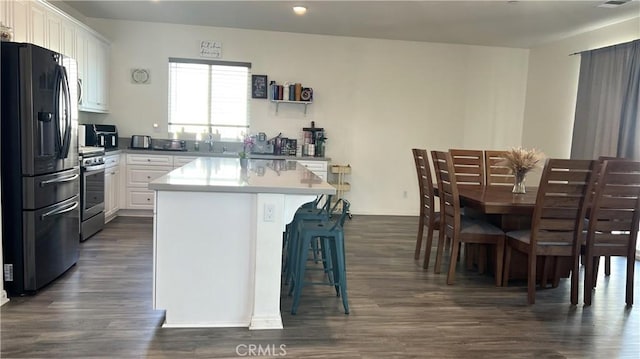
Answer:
251;75;268;99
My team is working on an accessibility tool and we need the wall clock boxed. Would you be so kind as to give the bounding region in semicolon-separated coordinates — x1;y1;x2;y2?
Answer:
131;69;150;84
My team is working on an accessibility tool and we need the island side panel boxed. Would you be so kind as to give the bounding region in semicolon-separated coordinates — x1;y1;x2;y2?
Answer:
250;193;315;330
154;190;255;328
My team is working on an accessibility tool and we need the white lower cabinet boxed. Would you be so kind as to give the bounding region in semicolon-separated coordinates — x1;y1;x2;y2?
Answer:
296;160;328;181
125;154;173;210
120;154;329;211
104;153;121;223
173;155;198;168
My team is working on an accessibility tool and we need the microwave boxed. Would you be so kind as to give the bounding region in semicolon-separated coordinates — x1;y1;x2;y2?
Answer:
79;124;118;149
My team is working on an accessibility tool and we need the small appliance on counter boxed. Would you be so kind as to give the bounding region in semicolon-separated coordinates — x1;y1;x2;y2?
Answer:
130;135;151;149
152;139;187;151
79;124;118;149
251;132;274;154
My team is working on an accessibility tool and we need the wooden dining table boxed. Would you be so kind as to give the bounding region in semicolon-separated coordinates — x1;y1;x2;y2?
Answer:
441;185;571;281
456;185;537;231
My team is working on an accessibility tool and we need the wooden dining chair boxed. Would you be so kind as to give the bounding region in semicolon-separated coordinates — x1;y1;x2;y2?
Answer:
596;156;623;278
581;159;640;306
502;159;596;305
485;150;515;186
449;149;487;269
411;149;440;269
431;150;505;286
449;149;485;187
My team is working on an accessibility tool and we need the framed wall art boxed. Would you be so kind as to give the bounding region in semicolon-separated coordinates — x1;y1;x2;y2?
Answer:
251;75;268;99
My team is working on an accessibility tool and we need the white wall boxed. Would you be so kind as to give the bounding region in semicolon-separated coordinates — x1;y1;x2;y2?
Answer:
522;18;640;159
88;18;529;215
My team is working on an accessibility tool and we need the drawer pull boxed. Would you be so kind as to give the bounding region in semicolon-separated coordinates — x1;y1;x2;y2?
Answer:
147;198;151;201
147;176;151;179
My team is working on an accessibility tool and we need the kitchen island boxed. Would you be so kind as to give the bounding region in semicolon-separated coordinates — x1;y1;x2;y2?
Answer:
149;157;335;330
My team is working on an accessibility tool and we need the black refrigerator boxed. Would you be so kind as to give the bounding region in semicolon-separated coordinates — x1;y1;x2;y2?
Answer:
1;42;80;296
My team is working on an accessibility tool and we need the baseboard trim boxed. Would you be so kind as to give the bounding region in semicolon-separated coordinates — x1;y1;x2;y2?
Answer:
117;209;153;218
0;290;9;306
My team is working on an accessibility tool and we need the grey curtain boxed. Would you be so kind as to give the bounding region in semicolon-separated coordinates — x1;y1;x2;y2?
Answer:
570;39;640;160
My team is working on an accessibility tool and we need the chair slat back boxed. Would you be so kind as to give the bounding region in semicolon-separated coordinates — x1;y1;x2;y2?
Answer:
449;149;485;187
432;151;461;240
586;160;640;249
412;149;437;222
485;150;515;186
531;159;596;246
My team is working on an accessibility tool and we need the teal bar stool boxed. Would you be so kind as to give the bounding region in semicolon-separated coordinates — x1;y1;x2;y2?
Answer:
289;199;350;315
282;195;333;284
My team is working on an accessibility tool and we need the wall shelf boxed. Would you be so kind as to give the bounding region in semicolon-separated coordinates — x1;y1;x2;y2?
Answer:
271;100;312;115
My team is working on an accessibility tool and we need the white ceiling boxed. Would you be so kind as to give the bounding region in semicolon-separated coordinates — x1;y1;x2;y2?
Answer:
56;0;640;48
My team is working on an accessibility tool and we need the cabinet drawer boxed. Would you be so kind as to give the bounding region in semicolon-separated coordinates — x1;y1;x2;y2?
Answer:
127;166;173;187
173;156;198;168
127;154;173;166
297;160;327;179
297;160;327;172
126;189;155;209
105;154;120;168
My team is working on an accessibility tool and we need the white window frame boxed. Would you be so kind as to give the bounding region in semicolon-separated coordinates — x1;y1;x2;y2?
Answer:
168;57;251;141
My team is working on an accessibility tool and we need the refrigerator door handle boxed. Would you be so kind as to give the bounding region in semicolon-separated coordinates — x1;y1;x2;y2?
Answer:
39;173;79;187
53;65;63;158
59;65;72;159
40;201;79;220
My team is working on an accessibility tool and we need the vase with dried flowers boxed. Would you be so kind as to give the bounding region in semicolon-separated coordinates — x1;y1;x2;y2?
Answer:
500;147;544;194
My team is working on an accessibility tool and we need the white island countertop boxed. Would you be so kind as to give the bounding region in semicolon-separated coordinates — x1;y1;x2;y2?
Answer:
149;157;335;195
150;156;336;330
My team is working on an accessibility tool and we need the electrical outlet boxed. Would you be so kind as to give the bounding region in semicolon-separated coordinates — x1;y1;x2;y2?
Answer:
264;203;275;222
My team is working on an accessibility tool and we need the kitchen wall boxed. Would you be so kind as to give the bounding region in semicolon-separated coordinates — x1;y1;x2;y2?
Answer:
87;18;529;215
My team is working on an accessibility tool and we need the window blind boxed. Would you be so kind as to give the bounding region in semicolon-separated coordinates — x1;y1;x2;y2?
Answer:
168;58;251;140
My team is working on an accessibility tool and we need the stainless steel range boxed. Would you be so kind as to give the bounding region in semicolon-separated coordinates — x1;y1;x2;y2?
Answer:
79;146;105;241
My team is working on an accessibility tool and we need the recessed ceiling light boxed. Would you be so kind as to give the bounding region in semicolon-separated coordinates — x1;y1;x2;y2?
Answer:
293;6;307;15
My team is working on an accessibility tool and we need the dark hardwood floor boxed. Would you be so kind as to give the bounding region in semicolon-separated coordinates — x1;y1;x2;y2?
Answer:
1;215;638;358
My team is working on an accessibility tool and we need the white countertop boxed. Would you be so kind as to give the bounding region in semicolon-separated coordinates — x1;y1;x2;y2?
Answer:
149;157;336;195
119;147;330;161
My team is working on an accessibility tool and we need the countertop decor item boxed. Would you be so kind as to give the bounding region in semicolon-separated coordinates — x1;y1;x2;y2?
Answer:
239;135;254;159
500;147;544;194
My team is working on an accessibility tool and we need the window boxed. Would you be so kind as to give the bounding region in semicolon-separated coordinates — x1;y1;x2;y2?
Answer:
168;58;250;141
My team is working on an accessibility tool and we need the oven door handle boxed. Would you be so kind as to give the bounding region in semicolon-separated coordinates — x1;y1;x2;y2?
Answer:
41;201;79;220
83;164;106;173
40;173;80;187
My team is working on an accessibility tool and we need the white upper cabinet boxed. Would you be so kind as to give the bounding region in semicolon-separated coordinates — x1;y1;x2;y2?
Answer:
28;1;46;47
81;34;110;112
61;18;75;57
3;1;110;113
9;0;29;43
45;11;62;53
